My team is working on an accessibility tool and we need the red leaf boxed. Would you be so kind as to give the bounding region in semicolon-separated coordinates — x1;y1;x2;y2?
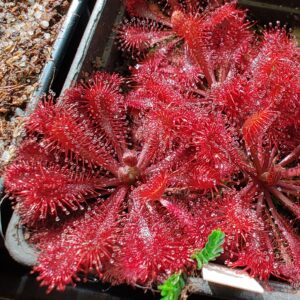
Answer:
82;73;128;161
27;99;120;176
228;230;275;281
248;30;300;133
199;188;262;253
209;75;251;122
133;171;168;203
104;204;191;285
118;20;173;55
33;187;127;292
160;199;206;249
5;160;119;225
242;109;279;148
185;163;222;189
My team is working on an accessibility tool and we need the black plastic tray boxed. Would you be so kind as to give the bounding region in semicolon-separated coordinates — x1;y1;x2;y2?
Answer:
1;0;300;299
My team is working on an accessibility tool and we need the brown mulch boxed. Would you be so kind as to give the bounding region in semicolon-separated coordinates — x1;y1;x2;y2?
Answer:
0;0;70;174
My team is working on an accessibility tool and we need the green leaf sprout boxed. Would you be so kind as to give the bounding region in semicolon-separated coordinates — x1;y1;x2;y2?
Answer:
158;273;185;300
192;229;225;270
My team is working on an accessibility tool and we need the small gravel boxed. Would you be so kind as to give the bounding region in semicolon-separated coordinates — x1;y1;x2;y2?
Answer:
0;0;70;174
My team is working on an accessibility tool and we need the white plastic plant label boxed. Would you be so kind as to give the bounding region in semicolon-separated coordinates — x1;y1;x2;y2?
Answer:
202;263;264;294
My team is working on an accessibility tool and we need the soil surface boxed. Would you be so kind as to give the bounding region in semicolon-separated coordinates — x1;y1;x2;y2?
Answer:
0;0;70;174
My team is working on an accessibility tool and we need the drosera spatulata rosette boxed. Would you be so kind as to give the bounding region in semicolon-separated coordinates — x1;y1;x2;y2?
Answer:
4;71;225;292
3;0;300;294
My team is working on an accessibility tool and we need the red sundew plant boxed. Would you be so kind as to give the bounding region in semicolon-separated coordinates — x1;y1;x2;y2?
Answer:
204;28;300;284
118;0;253;88
3;0;300;294
5;73;230;291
